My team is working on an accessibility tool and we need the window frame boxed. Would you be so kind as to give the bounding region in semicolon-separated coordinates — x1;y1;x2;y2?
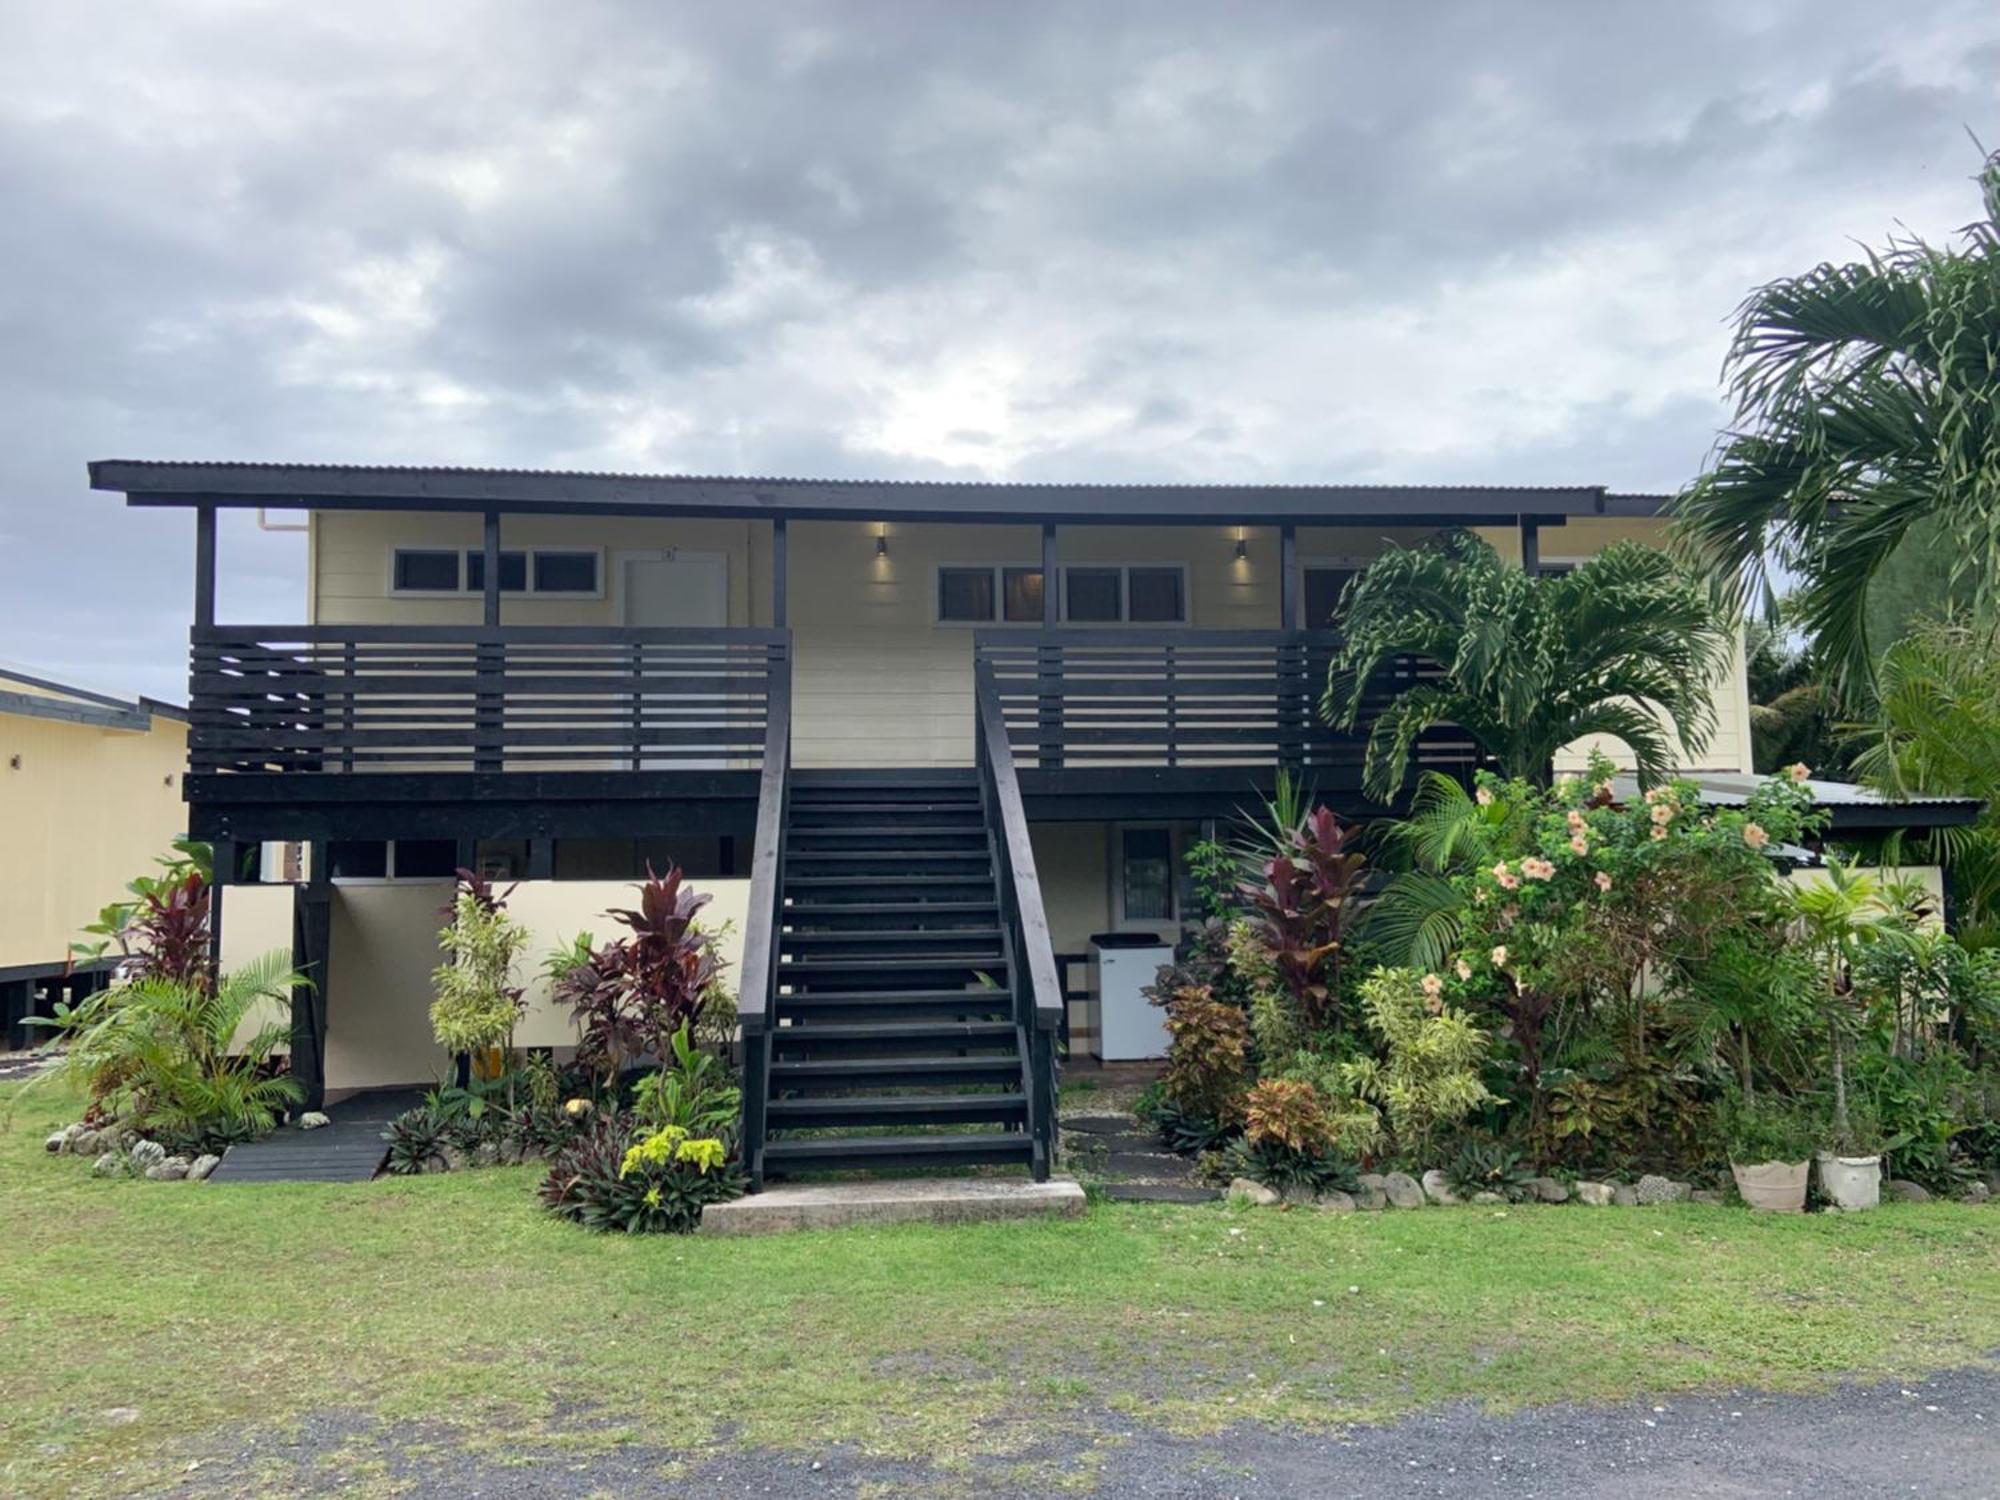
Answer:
327;839;463;885
388;545;606;599
1110;821;1182;931
932;562;1049;627
1057;563;1190;627
1299;555;1375;631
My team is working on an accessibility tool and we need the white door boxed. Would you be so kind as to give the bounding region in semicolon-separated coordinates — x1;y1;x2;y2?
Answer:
620;552;729;768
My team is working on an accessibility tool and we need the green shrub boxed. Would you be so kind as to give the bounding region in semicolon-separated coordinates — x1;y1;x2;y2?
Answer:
1718;1095;1818;1164
1443;1138;1537;1201
539;1117;742;1234
28;951;304;1152
1344;968;1493;1158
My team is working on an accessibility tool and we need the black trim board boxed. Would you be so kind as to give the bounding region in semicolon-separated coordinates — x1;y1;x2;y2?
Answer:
185;769;760;843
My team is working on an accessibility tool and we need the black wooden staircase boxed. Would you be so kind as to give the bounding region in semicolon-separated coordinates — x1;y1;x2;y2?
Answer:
752;772;1039;1179
737;667;1063;1189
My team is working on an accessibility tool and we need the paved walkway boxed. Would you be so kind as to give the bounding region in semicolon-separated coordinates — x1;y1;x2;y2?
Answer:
206;1088;425;1183
1063;1111;1221;1203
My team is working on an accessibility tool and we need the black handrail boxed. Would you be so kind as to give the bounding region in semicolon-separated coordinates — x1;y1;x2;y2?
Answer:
974;658;1063;1180
734;639;792;1192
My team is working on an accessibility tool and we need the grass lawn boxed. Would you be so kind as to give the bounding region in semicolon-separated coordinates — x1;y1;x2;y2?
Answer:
6;1078;2000;1498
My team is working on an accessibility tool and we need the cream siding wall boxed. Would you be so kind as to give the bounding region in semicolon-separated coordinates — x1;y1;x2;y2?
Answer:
0;707;190;970
307;509;1750;773
267;878;754;1094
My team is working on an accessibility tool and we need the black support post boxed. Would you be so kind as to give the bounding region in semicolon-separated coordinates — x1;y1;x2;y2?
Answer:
1520;517;1541;576
193;503;217;628
476;510;503;771
1038;522;1060;770
772;518;788;628
290;860;331;1113
1280;524;1299;629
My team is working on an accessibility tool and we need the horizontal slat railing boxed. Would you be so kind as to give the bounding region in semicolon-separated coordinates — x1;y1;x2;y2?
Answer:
973;628;1476;779
189;625;790;775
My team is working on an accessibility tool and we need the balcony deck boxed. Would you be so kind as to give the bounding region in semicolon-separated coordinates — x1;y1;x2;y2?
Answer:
182;624;1473;841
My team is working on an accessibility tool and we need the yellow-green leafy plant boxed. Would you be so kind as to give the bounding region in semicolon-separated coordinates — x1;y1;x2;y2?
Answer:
430;876;529;1101
1227;918;1298;1061
1343;968;1494;1159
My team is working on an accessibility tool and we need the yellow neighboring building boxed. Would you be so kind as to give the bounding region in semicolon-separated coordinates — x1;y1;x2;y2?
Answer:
0;665;189;1048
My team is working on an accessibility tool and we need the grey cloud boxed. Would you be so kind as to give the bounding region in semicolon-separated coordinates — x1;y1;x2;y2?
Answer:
0;0;1997;698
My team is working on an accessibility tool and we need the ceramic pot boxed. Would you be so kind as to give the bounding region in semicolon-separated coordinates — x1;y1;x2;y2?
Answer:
1815;1152;1881;1212
1731;1159;1810;1213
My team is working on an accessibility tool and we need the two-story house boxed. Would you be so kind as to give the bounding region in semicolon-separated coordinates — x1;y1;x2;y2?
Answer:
86;462;1757;1187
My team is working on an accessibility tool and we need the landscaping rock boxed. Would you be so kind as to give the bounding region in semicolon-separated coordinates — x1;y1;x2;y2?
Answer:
144;1158;189;1182
1958;1180;1991;1205
442;1146;470;1173
1612;1184;1639;1207
1573;1180;1613;1206
1984;1170;2000;1198
98;1408;140;1427
1420;1169;1463;1206
1382;1171;1426;1209
44;1130;68;1154
1529;1176;1569;1203
128;1139;166;1170
1471;1191;1508;1205
1636;1174;1692;1205
188;1153;222;1182
1227;1177;1280;1207
70;1127;102;1156
1315;1190;1357;1213
1690;1189;1726;1205
91;1152;125;1178
1887;1179;1931;1203
298;1111;331;1130
1353;1183;1387;1211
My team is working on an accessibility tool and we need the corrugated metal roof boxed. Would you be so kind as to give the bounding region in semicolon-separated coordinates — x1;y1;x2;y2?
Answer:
87;460;1668;524
1608;772;1981;831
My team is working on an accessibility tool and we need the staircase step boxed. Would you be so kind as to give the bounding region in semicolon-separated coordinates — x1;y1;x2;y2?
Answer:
778;990;1013;1021
770;1056;1022;1091
772;1020;1018;1056
784;901;999;930
786;850;992;868
778;956;1007;981
767;1094;1029;1129
762;1132;1035;1173
788;825;988;842
782;928;1005;950
790;802;985;821
783;877;996;899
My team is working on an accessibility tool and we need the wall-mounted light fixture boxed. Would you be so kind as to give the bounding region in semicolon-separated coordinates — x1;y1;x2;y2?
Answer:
876;529;889;558
1234;531;1249;562
8;754;21;771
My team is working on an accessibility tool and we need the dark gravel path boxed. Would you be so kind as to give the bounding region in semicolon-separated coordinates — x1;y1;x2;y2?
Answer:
181;1365;2000;1498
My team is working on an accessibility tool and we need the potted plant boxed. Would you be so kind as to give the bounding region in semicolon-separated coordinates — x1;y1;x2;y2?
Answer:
1816;1092;1886;1212
1720;1095;1816;1212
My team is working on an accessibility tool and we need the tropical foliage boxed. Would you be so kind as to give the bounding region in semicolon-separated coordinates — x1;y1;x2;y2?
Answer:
429;872;529;1086
1673;151;2000;692
1324;530;1733;800
30;951;304;1153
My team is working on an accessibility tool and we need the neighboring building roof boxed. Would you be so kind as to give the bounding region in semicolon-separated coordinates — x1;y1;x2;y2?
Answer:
0;663;186;730
88;460;1672;526
1609;772;1982;833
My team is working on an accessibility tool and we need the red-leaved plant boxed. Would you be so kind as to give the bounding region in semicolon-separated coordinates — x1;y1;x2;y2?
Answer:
558;865;722;1088
1240;807;1366;1033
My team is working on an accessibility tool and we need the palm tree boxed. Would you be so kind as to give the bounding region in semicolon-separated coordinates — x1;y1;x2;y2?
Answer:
1848;617;2000;946
1323;530;1733;802
1673;151;2000;694
31;950;305;1147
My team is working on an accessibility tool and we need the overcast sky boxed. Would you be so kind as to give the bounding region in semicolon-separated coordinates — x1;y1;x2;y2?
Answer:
2;2;1997;701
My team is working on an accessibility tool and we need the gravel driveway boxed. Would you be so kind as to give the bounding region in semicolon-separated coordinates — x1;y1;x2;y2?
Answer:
176;1365;1999;1499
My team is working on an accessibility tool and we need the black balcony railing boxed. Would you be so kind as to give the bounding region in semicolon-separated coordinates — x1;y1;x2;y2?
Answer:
187;625;790;775
972;628;1472;782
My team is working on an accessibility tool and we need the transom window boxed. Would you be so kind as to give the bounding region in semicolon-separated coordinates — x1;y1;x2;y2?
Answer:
933;564;1187;625
390;547;601;596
